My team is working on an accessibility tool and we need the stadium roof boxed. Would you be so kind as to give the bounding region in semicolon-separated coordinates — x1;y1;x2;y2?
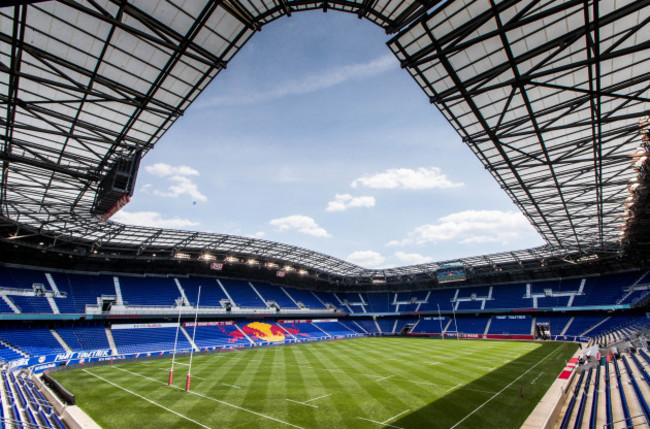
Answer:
1;0;649;283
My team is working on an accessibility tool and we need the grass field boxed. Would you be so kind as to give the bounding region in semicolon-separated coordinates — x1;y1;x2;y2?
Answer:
51;337;578;428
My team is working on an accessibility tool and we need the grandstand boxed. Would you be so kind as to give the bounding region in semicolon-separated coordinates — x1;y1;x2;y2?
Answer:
0;0;649;428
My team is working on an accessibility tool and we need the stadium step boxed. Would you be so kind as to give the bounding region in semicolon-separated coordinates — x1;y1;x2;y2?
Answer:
105;327;118;355
0;339;28;358
483;317;492;336
174;278;189;306
0;294;20;313
248;282;270;309
112;277;124;305
180;326;199;351
50;329;72;353
560;317;574;336
582;316;611;337
46;295;60;314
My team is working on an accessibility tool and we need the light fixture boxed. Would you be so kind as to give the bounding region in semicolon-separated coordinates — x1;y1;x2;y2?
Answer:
174;252;190;260
199;253;216;261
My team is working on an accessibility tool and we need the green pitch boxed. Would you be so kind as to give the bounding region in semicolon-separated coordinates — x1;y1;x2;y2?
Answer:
51;337;577;429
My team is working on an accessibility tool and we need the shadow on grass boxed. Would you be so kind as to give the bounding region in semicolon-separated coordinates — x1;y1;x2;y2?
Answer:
389;341;577;429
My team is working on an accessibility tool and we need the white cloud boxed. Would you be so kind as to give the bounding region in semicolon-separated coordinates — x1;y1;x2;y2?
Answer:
389;210;534;246
144;163;207;202
111;211;199;229
269;215;331;238
197;54;398;108
351;167;463;190
145;163;199;177
394;251;434;265
326;193;376;212
347;250;385;268
153;176;207;202
247;231;266;239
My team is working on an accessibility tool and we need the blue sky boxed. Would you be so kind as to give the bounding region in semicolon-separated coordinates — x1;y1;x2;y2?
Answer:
113;11;545;268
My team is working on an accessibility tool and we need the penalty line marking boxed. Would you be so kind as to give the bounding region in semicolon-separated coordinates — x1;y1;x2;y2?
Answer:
286;393;332;408
449;344;565;429
358;409;410;429
531;372;545;385
376;375;394;382
113;366;304;429
83;370;212;429
286;399;318;408
221;383;240;389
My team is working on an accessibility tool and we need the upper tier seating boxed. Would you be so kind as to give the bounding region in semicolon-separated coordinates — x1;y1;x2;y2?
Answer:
312;291;340;309
252;281;298;308
483;283;529;309
0;265;649;317
0;266;49;290
119;275;179;306
8;296;52;314
417;288;457;312
177;277;228;307
0;298;14;313
572;272;641;307
284;287;327;309
52;272;116;312
336;292;367;313
365;293;392;313
219;279;267;308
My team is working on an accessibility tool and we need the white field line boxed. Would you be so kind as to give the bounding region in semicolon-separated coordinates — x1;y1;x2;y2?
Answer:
376;375;394;382
286;399;318;408
384;409;410;424
426;362;442;365
83;370;212;429
113;366;304;429
305;393;332;403
285;393;332;408
358;417;404;429
531;372;545;385
449;344;564;429
221;383;240;389
447;383;461;392
390;378;496;395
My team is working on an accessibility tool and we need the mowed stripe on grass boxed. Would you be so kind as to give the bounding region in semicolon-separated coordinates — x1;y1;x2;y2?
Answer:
51;337;577;429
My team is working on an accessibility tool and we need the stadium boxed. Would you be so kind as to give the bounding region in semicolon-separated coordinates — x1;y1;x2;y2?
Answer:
0;0;649;428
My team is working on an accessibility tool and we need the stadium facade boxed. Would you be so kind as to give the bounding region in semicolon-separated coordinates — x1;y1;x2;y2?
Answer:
0;1;649;427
